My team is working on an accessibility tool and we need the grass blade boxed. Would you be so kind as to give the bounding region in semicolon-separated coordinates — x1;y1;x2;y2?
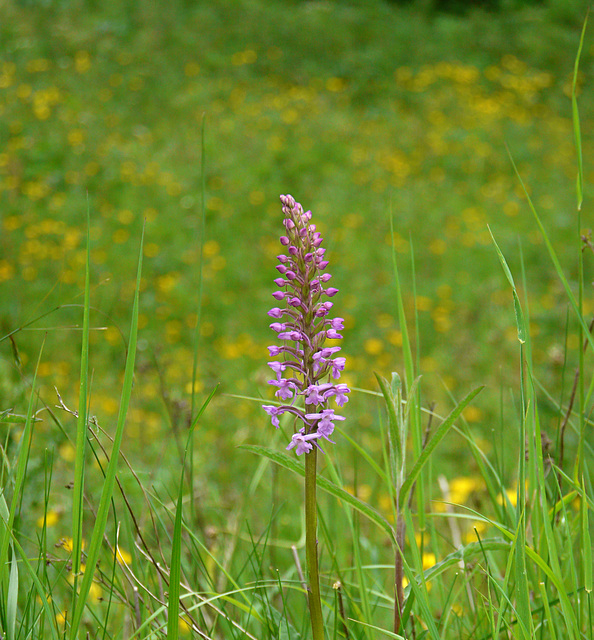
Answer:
389;208;414;388
71;205;91;610
572;10;588;210
167;386;215;638
582;475;592;594
241;445;396;542
0;491;60;640
6;534;18;640
348;618;405;639
0;340;44;588
167;456;186;640
507;151;594;356
399;386;483;505
488;226;526;344
188;113;207;529
70;225;145;638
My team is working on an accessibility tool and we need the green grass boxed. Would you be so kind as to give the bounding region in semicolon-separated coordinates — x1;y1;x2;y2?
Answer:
0;0;593;637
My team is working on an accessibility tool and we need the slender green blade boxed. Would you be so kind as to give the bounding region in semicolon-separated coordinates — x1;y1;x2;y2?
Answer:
166;388;211;639
167;470;184;640
349;618;405;639
72;206;91;607
572;11;588;210
375;372;403;472
514;509;533;640
507;151;594;356
538;581;559;640
70;226;145;638
389;211;414;387
166;465;184;640
488;226;526;344
399;386;483;505
582;476;592;593
6;537;18;640
241;445;396;542
0;341;44;586
0;494;60;640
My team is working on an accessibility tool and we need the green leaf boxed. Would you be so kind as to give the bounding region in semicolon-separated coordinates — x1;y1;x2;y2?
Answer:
6;539;18;640
0;341;44;590
582;476;592;593
572;10;588;210
71;206;91;605
348;618;405;639
70;225;145;639
399;386;483;505
375;372;403;472
0;491;60;640
167;386;216;639
506;151;594;358
241;445;396;542
488;226;526;344
389;212;414;387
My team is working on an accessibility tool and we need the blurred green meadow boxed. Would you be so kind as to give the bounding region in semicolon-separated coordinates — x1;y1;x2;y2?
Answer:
2;0;591;459
1;0;593;636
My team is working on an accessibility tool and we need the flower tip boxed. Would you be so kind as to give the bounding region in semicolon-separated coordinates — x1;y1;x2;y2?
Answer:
280;194;296;209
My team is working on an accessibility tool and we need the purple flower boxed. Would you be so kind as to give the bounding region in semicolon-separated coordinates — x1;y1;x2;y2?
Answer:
268;377;297;400
286;429;321;455
268;361;286;377
278;330;302;341
330;357;346;379
305;382;333;405
262;194;350;454
326;383;350;407
305;409;344;443
263;405;285;428
328;317;344;330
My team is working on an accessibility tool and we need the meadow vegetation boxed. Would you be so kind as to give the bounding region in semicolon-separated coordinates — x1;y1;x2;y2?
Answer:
0;0;592;638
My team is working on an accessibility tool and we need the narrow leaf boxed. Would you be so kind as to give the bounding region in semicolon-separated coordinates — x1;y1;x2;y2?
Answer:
572;11;588;210
70;225;145;639
0;340;44;586
167;390;209;639
489;226;526;344
507;150;594;356
241;445;396;542
348;618;405;639
399;386;483;505
582;476;592;593
72;205;91;604
6;541;18;640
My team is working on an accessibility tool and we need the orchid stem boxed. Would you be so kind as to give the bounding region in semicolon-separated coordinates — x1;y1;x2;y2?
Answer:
305;447;325;640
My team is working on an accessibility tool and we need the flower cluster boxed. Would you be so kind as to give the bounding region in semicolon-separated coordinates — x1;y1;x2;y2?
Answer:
263;194;349;455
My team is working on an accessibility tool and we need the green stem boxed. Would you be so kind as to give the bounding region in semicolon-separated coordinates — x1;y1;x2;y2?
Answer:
305;447;325;640
394;507;405;634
